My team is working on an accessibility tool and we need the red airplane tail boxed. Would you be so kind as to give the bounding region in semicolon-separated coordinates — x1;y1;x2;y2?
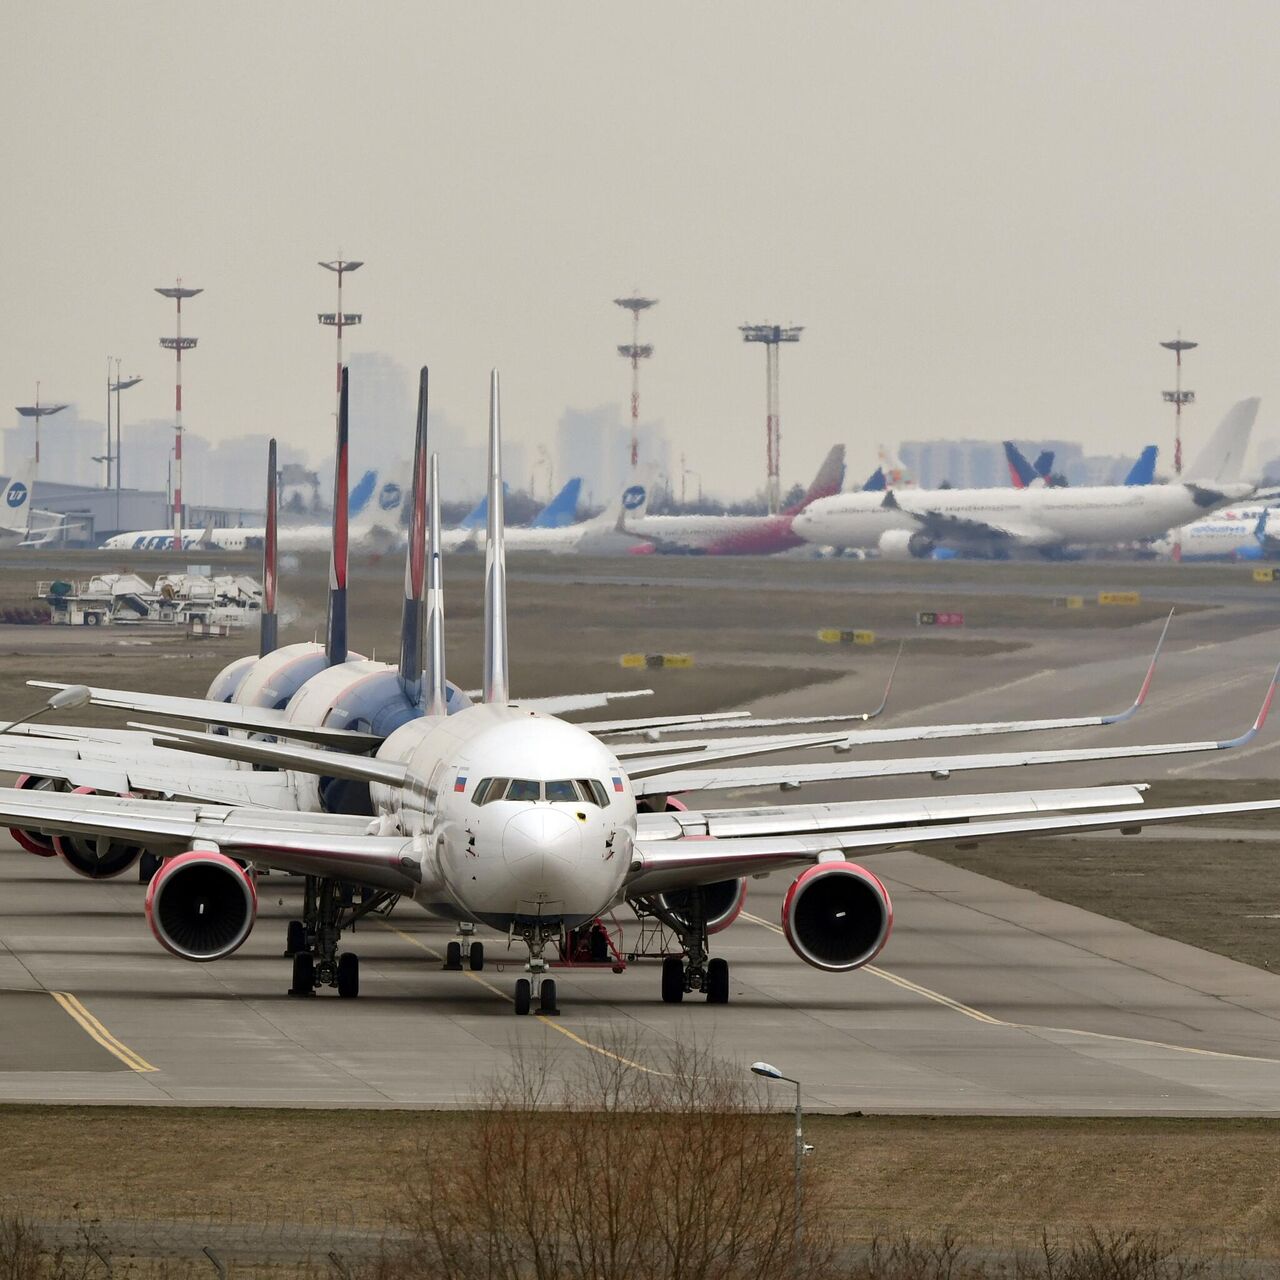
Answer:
785;444;846;515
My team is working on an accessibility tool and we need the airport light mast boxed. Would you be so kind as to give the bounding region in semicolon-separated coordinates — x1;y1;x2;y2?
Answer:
1161;334;1197;563
741;323;803;514
15;386;67;540
318;258;363;405
110;366;142;533
614;295;657;471
156;281;202;552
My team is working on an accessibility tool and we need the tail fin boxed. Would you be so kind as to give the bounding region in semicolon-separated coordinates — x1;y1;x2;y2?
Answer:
1187;398;1260;483
532;477;582;528
424;453;448;717
0;460;34;535
1124;445;1158;486
1032;451;1054;480
1003;442;1036;488
860;467;886;492
325;369;350;668
482;370;509;704
785;445;846;514
348;469;378;518
259;439;279;658
399;368;429;702
593;481;649;531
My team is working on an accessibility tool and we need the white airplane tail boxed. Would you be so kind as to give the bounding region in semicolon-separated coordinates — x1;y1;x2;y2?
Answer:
482;370;509;704
601;481;649;531
1187;398;1259;484
0;461;34;534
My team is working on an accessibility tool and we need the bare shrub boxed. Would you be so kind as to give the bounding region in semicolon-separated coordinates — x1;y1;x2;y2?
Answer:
374;1028;835;1280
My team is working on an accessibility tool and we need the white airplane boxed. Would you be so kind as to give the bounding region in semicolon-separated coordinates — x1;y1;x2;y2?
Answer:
99;469;394;553
1152;504;1280;562
452;481;649;554
0;461;75;548
5;371;1280;1017
795;400;1261;559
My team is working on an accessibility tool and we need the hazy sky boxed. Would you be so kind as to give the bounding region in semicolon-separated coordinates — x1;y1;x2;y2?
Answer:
5;2;1280;497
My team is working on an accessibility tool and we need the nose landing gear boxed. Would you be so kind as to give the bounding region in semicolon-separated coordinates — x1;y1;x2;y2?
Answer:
511;921;562;1016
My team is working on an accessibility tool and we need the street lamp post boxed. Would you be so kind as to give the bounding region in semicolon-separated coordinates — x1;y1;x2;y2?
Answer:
109;368;142;533
750;1060;812;1264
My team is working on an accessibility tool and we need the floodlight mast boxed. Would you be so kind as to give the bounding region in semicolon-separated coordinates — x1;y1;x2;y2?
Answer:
15;384;68;540
1160;334;1197;563
156;281;202;552
318;258;363;405
109;365;142;533
741;323;803;514
614;295;657;471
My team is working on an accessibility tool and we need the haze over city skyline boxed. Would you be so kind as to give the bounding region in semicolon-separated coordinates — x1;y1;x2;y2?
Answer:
5;2;1280;498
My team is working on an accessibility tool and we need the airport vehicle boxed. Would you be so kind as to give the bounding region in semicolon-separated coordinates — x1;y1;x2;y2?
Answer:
6;371;1280;1017
40;571;261;629
619;445;845;555
796;401;1259;559
99;468;388;553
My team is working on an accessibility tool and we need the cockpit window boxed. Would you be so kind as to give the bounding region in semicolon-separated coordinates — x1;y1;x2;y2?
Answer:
588;779;611;807
544;780;578;803
474;778;507;805
472;778;615;805
506;779;541;802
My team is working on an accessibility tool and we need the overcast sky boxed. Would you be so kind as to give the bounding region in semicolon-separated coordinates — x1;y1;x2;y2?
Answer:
5;2;1280;496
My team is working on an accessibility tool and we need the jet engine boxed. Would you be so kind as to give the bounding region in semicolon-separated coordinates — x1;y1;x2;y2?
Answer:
10;774;63;856
877;529;935;560
145;850;257;961
51;787;145;879
781;861;893;972
654;878;748;935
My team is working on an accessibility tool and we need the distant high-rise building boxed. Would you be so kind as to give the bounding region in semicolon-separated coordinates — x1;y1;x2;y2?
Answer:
557;403;670;508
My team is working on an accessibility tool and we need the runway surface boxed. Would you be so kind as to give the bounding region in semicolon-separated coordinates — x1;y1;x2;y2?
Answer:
1;595;1279;1113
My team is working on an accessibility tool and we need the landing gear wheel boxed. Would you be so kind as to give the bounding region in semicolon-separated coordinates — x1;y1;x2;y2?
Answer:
138;852;161;885
284;920;306;957
706;957;730;1005
445;941;463;971
538;978;559;1016
514;978;532;1016
468;941;485;971
289;952;316;997
336;952;360;999
661;955;685;1004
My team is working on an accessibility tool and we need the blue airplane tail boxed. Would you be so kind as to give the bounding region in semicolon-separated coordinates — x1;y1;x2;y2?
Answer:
860;467;886;492
459;482;510;530
532;477;582;528
348;469;378;517
1124;446;1158;486
1032;451;1054;480
1003;442;1037;488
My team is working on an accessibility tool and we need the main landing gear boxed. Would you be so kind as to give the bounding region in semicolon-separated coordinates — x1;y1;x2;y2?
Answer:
443;922;485;971
285;875;398;999
633;886;730;1006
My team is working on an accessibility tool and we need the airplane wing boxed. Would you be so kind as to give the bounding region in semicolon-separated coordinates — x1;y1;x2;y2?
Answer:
625;796;1280;896
492;690;656;713
634;784;1148;841
631;657;1278;797
0;787;418;891
27;683;383;751
885;491;1053;547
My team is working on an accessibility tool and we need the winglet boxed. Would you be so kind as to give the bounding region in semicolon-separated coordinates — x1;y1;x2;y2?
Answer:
424;452;448;718
483;370;509;704
259;438;278;658
1218;657;1280;749
860;640;904;722
326;368;350;668
1102;608;1173;725
399;368;429;703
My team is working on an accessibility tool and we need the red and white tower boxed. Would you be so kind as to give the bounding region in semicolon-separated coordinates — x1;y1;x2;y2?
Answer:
155;281;202;551
318;258;363;405
614;295;657;471
741;323;804;514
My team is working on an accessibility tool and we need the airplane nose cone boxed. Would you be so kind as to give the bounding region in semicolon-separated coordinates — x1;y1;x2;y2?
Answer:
502;808;582;869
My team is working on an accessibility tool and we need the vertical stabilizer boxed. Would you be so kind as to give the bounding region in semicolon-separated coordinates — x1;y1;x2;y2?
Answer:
400;368;429;702
325;369;350;667
259;438;279;658
0;459;34;536
425;452;448;717
483;369;509;704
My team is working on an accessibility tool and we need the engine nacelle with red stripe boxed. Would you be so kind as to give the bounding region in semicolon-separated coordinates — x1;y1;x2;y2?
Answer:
10;774;62;856
145;850;257;962
781;861;893;972
52;787;145;879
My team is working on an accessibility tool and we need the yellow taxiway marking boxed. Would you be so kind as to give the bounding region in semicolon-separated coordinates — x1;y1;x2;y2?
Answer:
49;991;157;1073
739;911;1280;1064
380;922;665;1075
